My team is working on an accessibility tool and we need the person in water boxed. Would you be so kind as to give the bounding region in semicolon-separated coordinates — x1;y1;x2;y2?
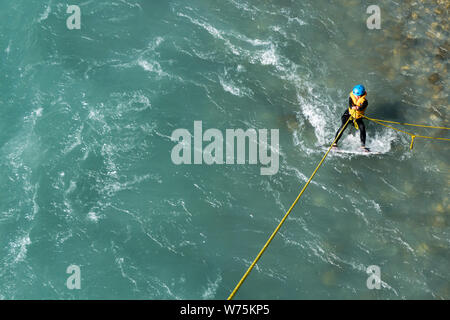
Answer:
332;84;370;152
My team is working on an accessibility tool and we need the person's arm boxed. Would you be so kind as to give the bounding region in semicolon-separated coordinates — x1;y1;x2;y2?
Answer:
359;100;368;111
350;99;368;110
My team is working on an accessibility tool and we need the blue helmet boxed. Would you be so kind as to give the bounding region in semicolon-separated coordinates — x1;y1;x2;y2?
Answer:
352;84;366;96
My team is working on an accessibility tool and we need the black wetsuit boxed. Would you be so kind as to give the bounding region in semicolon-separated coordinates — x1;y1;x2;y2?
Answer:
334;97;368;147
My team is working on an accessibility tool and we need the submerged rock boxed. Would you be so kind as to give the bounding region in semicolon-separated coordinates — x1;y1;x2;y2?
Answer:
431;215;445;227
428;73;440;84
401;65;411;72
312;194;327;207
416;243;430;256
435;46;448;60
403;181;416;195
433;203;445;214
285;117;299;133
434;8;443;15
430;113;439;122
321;269;337;286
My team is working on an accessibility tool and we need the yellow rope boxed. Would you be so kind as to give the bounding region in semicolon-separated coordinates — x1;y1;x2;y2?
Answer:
364;116;450;130
363;116;450;149
228;114;449;300
227;117;352;300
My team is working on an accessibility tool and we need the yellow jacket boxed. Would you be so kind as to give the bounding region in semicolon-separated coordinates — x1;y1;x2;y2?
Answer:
348;91;367;120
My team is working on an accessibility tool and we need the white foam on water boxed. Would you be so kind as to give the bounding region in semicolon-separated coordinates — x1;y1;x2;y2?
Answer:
24;107;44;124
138;59;168;77
37;4;51;23
299;99;329;146
101;143;119;179
63;123;84;155
218;69;253;98
226;0;259;16
219;76;243;97
28;183;40;221
9;235;31;263
87;211;100;223
288;16;308;26
5;40;11;56
259;47;279;66
201;274;222;299
177;9;279;63
177;11;241;56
